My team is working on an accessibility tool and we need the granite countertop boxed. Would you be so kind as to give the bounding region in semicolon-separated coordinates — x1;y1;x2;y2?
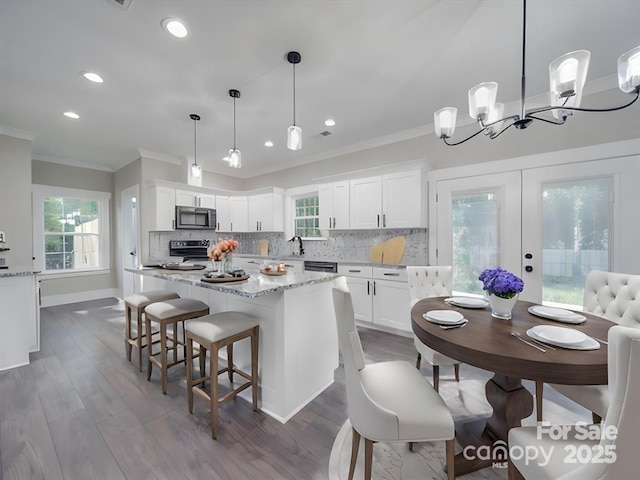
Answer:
125;266;338;298
0;270;40;278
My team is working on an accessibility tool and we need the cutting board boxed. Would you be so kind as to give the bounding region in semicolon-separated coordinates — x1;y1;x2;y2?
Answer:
369;236;406;264
259;239;269;256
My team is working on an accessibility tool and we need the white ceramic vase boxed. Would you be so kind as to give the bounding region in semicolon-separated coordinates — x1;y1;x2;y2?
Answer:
487;292;518;320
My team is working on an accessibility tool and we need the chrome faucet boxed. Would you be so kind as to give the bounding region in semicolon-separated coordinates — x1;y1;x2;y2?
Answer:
288;235;305;256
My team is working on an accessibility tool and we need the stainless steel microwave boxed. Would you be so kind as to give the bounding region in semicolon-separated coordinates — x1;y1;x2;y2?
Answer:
175;206;216;230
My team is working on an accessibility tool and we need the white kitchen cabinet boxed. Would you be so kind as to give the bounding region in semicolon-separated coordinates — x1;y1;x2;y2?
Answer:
229;196;248;232
248;192;284;231
349;171;426;229
338;264;411;332
149;185;176;230
215;195;231;231
349;176;382;229
318;180;350;230
176;189;216;208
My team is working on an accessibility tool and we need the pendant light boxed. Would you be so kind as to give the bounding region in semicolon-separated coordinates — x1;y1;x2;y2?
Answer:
287;51;302;150
189;113;201;177
223;89;241;168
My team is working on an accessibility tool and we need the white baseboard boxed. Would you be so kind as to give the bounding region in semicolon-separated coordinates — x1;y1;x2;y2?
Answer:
40;288;121;308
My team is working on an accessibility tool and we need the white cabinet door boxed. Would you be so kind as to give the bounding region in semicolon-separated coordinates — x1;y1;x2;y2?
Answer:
382;171;426;228
248;192;284;232
319;181;350;230
199;194;216;208
216;195;231;231
229;196;248;232
175;189;197;207
343;276;373;323
372;278;411;331
152;185;176;230
349;176;382;229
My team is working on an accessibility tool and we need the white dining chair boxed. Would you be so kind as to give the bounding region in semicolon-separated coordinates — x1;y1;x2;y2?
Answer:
508;324;640;479
406;266;460;392
547;270;640;423
333;276;455;480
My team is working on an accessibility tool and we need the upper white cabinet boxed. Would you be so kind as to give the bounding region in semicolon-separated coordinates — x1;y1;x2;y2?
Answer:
318;180;350;230
149;185;176;230
349;170;426;229
176;189;216;208
215;195;231;231
228;196;248;232
248;191;284;232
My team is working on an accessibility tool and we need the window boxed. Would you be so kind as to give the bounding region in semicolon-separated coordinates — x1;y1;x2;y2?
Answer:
33;185;111;275
293;194;321;238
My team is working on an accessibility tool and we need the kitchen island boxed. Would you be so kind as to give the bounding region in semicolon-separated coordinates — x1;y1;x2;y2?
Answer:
125;266;339;423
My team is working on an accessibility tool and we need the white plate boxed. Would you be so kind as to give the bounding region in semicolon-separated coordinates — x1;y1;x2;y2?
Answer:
423;310;465;325
445;297;490;308
527;327;600;351
529;325;588;347
528;305;586;324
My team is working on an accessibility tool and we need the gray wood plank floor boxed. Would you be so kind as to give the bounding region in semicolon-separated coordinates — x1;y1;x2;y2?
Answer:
0;297;589;479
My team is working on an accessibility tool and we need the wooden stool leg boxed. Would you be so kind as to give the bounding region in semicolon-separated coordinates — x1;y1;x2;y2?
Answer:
136;308;144;372
171;320;178;365
186;335;194;414
146;316;153;381
160;321;168;394
210;343;220;439
199;344;206;387
125;305;133;361
251;326;259;410
227;343;234;382
348;427;361;480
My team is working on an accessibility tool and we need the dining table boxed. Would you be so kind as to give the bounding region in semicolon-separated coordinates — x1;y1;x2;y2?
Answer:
411;297;614;475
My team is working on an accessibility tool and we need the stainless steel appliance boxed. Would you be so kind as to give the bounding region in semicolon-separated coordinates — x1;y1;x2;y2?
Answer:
175;206;216;230
169;239;211;262
303;260;337;273
0;231;8;269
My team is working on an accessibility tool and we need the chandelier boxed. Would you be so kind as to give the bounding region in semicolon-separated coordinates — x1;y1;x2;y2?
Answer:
433;0;640;146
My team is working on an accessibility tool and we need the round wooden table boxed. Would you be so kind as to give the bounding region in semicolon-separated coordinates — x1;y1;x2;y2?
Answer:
411;297;613;475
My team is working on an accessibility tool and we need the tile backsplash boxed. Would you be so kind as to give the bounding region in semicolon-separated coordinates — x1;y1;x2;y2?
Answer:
149;228;428;265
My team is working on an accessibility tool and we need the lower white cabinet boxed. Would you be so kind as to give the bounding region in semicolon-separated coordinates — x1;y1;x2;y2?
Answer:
338;264;411;332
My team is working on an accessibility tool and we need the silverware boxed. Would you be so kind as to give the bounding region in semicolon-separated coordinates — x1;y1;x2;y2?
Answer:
593;337;608;345
511;332;546;352
440;321;468;330
527;335;556;350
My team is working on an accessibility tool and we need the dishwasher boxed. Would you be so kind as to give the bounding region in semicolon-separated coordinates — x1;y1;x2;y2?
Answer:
303;260;338;273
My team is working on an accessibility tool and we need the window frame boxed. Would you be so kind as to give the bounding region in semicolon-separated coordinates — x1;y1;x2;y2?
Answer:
286;185;326;241
32;184;111;276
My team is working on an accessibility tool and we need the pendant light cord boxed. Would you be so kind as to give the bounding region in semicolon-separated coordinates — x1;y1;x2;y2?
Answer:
193;117;198;166
292;62;297;126
233;97;237;149
520;0;527;121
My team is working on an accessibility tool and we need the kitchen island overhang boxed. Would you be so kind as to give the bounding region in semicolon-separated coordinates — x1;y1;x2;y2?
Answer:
125;267;340;423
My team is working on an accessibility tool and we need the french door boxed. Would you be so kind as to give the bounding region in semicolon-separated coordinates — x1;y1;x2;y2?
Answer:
436;157;639;306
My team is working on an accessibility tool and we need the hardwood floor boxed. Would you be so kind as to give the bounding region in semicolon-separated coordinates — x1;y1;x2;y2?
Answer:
0;297;590;479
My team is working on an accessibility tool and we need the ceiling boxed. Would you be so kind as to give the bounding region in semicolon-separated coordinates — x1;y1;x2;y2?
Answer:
1;0;639;178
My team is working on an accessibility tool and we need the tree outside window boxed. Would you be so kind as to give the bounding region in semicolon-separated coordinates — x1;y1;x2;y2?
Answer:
294;195;321;238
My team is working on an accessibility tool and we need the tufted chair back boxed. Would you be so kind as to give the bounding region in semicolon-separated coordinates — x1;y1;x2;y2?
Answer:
582;270;640;327
407;266;452;307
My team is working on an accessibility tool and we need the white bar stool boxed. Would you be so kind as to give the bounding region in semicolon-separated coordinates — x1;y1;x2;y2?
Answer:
124;290;180;371
185;312;259;439
144;298;210;394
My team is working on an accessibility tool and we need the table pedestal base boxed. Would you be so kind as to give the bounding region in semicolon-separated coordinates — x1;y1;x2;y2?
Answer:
451;374;533;476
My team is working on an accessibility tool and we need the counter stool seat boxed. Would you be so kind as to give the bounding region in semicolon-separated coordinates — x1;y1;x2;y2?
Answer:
145;297;210;394
124;289;180;371
185;312;259;439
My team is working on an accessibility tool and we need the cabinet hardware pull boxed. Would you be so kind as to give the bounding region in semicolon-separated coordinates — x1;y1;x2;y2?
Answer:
257;221;259;231
383;272;400;276
383;214;386;227
333;217;336;228
373;281;376;295
329;217;332;228
230;222;233;231
377;214;380;227
217;222;220;230
367;280;370;295
348;269;361;273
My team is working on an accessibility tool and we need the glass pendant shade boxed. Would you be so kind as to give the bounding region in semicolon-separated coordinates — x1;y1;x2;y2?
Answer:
191;163;201;177
226;148;241;168
287;125;302;150
549;50;590;119
468;82;498;121
486;102;505;137
434;107;458;138
618;46;640;93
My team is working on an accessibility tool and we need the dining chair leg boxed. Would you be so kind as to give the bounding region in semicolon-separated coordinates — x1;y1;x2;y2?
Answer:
210;342;220;439
348;427;361;480
364;438;374;480
454;363;460;382
536;381;544;422
227;343;234;382
433;365;440;392
416;352;422;369
592;412;602;424
408;441;414;451
445;438;455;480
136;309;144;372
186;336;194;414
508;460;526;480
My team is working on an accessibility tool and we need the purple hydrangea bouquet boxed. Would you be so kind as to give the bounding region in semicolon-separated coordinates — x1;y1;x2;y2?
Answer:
479;267;524;299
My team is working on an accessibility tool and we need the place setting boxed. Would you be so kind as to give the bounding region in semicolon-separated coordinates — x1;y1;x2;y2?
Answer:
422;310;468;329
444;296;489;309
527;304;587;324
524;325;601;350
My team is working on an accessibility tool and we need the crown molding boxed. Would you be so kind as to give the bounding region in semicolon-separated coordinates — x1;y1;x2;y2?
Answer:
32;153;114;172
0;126;38;141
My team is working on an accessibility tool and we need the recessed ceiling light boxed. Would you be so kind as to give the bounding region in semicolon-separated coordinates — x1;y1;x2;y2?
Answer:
81;71;103;83
63;111;80;119
264;140;274;147
324;118;336;127
161;18;188;38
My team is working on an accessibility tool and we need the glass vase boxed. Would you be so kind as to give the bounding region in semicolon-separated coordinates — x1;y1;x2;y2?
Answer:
487;292;518;320
222;252;234;273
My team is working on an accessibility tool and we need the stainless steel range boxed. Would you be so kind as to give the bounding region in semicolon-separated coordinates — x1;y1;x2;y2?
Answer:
169;239;210;262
